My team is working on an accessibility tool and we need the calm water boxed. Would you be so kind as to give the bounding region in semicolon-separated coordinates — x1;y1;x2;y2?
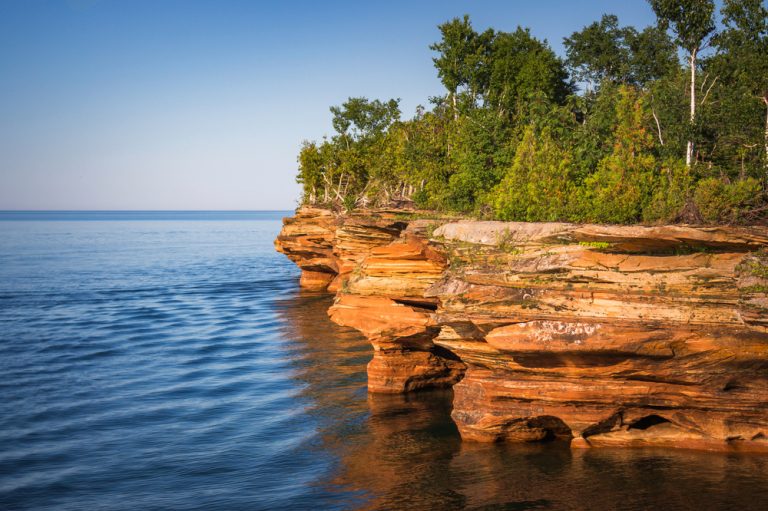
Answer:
1;211;767;511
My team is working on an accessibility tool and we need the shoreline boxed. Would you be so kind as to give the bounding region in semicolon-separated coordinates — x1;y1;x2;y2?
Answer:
276;205;768;453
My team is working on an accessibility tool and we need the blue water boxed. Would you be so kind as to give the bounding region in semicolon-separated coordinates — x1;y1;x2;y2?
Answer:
1;211;767;511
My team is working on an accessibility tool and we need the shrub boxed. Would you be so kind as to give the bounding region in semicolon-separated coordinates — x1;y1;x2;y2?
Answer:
492;126;575;221
643;159;692;222
693;177;762;223
577;86;657;224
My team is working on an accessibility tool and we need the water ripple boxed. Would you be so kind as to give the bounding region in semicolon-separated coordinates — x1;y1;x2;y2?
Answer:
1;215;768;511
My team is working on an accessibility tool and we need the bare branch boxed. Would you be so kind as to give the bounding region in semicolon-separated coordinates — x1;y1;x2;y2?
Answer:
650;94;665;147
700;76;718;107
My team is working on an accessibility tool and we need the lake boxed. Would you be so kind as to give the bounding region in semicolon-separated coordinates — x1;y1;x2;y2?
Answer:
1;211;766;510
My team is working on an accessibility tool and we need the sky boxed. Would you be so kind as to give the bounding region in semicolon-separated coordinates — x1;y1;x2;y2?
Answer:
0;0;658;210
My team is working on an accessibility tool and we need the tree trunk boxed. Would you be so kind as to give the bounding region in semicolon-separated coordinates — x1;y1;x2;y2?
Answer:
652;106;664;146
764;96;768;183
335;173;346;201
322;173;331;203
686;49;698;167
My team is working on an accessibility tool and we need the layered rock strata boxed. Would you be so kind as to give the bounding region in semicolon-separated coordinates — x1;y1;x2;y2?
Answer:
275;207;768;452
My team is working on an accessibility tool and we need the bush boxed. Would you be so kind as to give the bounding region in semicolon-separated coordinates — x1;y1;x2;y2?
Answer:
693;177;763;223
643;159;692;222
492;126;575;221
577;86;657;224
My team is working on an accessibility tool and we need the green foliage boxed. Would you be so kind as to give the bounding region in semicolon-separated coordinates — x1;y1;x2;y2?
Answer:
703;0;768;178
741;284;768;294
564;14;678;87
693;177;763;223
644;159;693;222
330;97;400;141
486;28;572;118
626;25;680;84
649;0;716;54
567;83;622;178
342;194;357;212
564;14;634;85
736;249;768;279
738;249;768;278
492;126;575;221
443;108;513;212
430;15;494;112
497;228;522;254
293;11;768;225
649;0;717;167
578;87;658;223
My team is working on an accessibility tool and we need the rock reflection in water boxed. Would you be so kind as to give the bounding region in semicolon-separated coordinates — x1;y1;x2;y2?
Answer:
334;391;465;510
274;291;768;511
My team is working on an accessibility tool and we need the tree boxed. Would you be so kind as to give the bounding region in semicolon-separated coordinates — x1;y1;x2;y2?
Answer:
564;15;680;152
579;86;658;223
297;140;342;205
649;0;716;166
330;97;401;143
487;28;572;119
716;0;768;180
564;15;633;87
399;107;453;208
293;10;767;223
430;15;493;117
492;125;575;221
564;15;678;88
625;25;679;85
297;141;324;204
444;107;513;212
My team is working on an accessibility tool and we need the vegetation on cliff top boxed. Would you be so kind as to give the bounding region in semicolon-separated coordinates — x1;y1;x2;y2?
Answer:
296;0;768;225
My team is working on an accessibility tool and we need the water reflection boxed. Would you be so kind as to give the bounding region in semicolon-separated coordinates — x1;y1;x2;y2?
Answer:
335;391;466;511
274;291;768;511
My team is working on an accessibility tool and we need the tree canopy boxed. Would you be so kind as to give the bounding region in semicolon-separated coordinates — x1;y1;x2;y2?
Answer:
295;4;768;224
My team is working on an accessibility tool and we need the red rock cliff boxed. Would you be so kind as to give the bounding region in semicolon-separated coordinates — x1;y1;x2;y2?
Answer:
275;206;768;452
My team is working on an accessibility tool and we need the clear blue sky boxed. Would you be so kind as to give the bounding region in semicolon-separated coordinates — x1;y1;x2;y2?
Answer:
0;0;657;210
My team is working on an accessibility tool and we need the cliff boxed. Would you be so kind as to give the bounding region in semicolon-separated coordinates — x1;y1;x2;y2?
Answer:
275;206;768;452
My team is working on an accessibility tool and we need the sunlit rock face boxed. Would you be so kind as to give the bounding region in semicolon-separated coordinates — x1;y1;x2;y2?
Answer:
274;207;338;290
276;207;768;452
326;222;467;394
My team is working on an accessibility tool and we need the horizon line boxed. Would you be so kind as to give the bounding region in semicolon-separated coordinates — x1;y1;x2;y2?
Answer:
0;209;296;212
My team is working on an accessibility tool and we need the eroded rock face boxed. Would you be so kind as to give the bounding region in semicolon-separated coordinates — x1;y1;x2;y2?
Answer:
276;207;768;452
274;207;338;290
275;207;466;393
274;207;407;291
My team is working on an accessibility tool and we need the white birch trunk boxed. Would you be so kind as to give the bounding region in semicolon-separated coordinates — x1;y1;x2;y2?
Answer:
764;97;768;179
686;49;697;167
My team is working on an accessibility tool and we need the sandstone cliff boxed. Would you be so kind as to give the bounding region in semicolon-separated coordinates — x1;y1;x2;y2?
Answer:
275;206;768;452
